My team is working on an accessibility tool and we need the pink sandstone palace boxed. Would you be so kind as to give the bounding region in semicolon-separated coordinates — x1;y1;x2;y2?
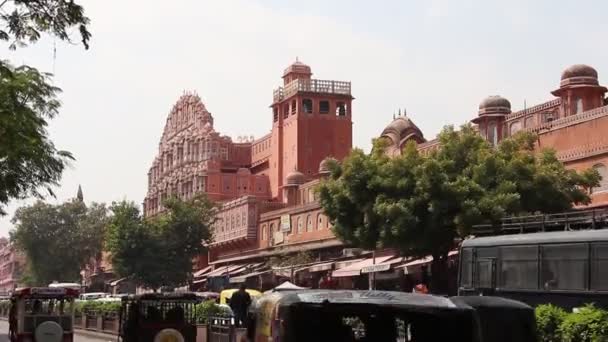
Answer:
132;61;608;291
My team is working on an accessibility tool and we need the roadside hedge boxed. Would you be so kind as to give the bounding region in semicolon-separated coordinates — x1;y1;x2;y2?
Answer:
536;304;608;342
75;300;121;317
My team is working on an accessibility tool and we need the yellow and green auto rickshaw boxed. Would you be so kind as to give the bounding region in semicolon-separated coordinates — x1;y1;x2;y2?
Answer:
219;288;262;305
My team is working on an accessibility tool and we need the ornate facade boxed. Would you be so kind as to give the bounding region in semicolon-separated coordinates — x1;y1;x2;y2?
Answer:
143;61;353;279
0;238;25;293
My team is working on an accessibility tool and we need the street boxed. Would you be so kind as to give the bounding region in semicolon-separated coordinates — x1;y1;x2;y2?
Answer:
0;320;112;342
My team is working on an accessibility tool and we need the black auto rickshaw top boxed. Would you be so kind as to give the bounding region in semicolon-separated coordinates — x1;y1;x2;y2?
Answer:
248;289;537;342
118;292;202;342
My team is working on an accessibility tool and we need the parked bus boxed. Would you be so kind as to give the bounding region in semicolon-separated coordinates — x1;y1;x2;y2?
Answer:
458;229;608;310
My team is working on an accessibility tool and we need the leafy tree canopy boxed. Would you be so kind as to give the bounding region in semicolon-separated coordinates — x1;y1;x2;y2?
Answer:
318;125;600;291
0;0;91;50
0;62;73;215
0;0;90;215
105;195;216;290
10;199;108;285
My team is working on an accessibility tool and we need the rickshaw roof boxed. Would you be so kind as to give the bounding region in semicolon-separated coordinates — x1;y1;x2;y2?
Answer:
124;292;201;302
450;296;533;310
220;289;262;297
12;287;79;298
258;290;462;311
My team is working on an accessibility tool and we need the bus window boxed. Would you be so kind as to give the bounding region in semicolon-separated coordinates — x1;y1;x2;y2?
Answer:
541;244;587;291
591;243;608;291
499;246;538;290
460;248;473;288
475;248;497;289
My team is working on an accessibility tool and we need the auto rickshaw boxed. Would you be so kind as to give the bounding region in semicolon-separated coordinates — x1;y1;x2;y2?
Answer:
450;296;538;342
247;290;538;342
118;292;201;342
219;288;262;305
9;287;79;342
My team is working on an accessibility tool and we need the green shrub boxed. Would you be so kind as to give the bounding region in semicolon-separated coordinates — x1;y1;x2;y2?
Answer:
536;304;568;342
559;304;608;342
75;300;120;317
194;300;221;324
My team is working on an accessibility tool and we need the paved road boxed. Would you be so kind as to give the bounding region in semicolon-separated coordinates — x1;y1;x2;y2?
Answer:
0;320;113;342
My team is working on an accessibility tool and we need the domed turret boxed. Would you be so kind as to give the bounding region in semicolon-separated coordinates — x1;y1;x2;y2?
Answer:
552;64;607;115
282;58;312;85
319;158;336;176
477;95;511;116
381;116;425;147
285;170;305;186
560;64;599;86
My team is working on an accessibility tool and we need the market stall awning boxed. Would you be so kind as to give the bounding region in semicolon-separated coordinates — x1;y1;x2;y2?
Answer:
109;277;127;286
395;251;459;273
332;255;394;278
229;270;271;284
193;278;207;285
360;257;404;274
193;265;213;278
307;261;335;273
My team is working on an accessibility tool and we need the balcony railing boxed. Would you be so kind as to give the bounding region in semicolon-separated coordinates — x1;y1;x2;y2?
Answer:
273;79;351;103
525;105;608;133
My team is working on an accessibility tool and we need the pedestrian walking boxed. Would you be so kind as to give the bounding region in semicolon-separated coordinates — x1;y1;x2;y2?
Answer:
229;284;252;328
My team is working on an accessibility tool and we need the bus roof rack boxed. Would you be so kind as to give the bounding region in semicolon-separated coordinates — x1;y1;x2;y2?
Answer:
471;208;608;236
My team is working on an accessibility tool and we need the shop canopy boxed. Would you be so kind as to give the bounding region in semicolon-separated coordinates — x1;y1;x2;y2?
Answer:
332;255;395;278
396;250;459;273
204;263;266;279
193;265;213;278
360;257;405;274
274;281;306;290
229;270;272;284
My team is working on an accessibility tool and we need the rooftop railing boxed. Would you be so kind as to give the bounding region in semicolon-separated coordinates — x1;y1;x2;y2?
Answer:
472;208;608;236
273;78;351;103
525;105;608;133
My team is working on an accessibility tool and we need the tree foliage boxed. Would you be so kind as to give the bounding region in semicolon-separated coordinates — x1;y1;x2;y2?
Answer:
0;0;91;215
10;199;108;285
318;125;600;291
0;62;74;215
269;251;315;268
105;195;215;290
0;0;91;50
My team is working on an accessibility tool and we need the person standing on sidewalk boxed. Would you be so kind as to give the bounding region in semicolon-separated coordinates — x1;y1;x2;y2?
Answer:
230;284;252;327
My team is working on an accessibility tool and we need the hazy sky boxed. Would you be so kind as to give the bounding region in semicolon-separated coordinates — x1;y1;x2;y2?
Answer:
2;0;608;236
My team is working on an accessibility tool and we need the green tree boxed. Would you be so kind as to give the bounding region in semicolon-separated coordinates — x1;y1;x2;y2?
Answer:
0;0;91;50
318;125;600;293
106;195;216;290
10;199;108;285
0;0;90;215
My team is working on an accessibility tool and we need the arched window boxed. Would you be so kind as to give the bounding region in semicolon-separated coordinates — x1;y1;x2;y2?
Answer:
575;98;583;114
336;102;347;116
509;121;522;135
261;224;267;240
306;215;313;232
487;121;498;146
291;100;297;115
319;101;330;114
297;217;303;233
317;214;324;230
593;164;608;193
302;99;313;114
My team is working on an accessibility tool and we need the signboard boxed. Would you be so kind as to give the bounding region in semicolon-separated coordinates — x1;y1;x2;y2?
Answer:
280;215;291;232
361;264;391;274
273;231;284;245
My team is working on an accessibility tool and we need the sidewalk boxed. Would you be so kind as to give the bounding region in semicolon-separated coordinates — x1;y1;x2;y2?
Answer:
75;327;117;340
